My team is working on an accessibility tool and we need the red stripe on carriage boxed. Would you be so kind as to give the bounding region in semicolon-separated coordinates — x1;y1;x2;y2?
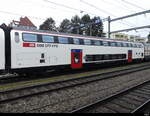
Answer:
23;43;36;47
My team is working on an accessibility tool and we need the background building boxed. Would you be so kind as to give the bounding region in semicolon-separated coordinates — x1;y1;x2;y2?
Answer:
9;16;37;30
110;33;147;43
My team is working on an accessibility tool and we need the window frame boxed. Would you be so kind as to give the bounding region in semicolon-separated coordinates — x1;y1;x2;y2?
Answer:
42;35;55;43
84;39;92;45
73;38;80;45
116;42;123;47
102;41;110;46
22;33;38;42
58;36;69;44
110;42;117;47
93;40;101;46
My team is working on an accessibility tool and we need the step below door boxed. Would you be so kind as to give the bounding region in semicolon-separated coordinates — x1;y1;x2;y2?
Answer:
71;49;83;69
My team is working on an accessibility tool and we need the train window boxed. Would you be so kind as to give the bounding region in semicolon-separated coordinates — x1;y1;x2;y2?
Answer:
23;33;37;42
133;44;137;48
42;35;54;43
80;39;84;45
73;38;80;45
126;43;129;47
130;43;134;47
103;41;109;46
110;42;117;47
68;38;74;44
117;42;122;47
15;32;20;43
134;44;138;48
85;54;127;62
58;37;69;44
93;40;101;46
123;43;127;47
139;44;143;48
84;39;92;45
131;44;134;47
137;44;140;48
127;43;131;47
99;41;103;46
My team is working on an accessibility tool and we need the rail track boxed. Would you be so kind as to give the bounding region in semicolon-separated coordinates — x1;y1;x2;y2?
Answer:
0;62;127;84
71;80;150;113
0;62;147;85
0;63;150;113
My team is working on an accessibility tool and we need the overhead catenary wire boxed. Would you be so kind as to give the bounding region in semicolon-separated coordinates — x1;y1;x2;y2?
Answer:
120;0;146;11
23;0;86;16
44;0;98;17
80;0;116;17
0;10;47;21
100;0;137;13
20;0;109;22
80;0;136;28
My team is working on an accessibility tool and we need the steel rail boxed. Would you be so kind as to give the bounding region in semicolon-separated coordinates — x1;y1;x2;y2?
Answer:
71;80;150;113
0;64;150;111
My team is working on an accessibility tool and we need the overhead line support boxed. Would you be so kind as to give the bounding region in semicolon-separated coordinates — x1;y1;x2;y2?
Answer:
110;10;150;22
110;25;150;34
108;9;150;38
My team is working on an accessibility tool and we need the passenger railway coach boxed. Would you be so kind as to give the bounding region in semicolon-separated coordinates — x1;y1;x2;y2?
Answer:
0;26;145;74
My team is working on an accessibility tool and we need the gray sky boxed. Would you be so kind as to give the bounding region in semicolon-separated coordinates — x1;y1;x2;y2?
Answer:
0;0;150;37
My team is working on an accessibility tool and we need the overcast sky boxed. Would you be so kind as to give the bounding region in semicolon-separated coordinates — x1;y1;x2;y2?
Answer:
0;0;150;37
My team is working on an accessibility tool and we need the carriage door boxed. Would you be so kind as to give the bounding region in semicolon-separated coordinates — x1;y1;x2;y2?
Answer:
128;50;133;63
71;49;83;69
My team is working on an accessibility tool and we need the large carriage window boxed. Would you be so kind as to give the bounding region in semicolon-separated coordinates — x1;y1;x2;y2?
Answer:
133;44;137;48
123;43;127;47
42;35;54;43
23;33;37;42
128;43;133;47
58;37;69;44
117;42;122;47
93;40;101;46
84;39;92;45
74;38;80;45
100;41;103;46
141;44;144;48
131;44;134;47
110;42;117;47
103;41;109;46
139;44;143;48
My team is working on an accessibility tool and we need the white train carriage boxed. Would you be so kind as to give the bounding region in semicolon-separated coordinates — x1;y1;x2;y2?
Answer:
10;28;144;73
0;28;5;71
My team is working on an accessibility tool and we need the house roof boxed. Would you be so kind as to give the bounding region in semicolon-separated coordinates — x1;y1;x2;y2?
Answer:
19;16;36;27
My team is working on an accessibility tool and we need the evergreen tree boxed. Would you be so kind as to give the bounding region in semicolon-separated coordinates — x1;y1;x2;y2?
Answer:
59;19;71;33
71;15;81;34
39;17;57;31
81;14;91;36
91;17;105;37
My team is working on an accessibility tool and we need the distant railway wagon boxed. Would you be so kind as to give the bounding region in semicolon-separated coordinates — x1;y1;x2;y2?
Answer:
0;26;149;75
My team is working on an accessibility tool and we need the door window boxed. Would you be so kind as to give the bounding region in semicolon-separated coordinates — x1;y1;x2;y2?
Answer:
74;53;80;64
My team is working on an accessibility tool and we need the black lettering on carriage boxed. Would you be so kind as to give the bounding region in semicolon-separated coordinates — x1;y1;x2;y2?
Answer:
52;45;58;48
37;44;45;47
45;44;52;47
37;44;58;48
45;44;58;48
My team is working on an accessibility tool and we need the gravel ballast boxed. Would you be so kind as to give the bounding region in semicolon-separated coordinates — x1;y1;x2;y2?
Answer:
0;69;150;113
